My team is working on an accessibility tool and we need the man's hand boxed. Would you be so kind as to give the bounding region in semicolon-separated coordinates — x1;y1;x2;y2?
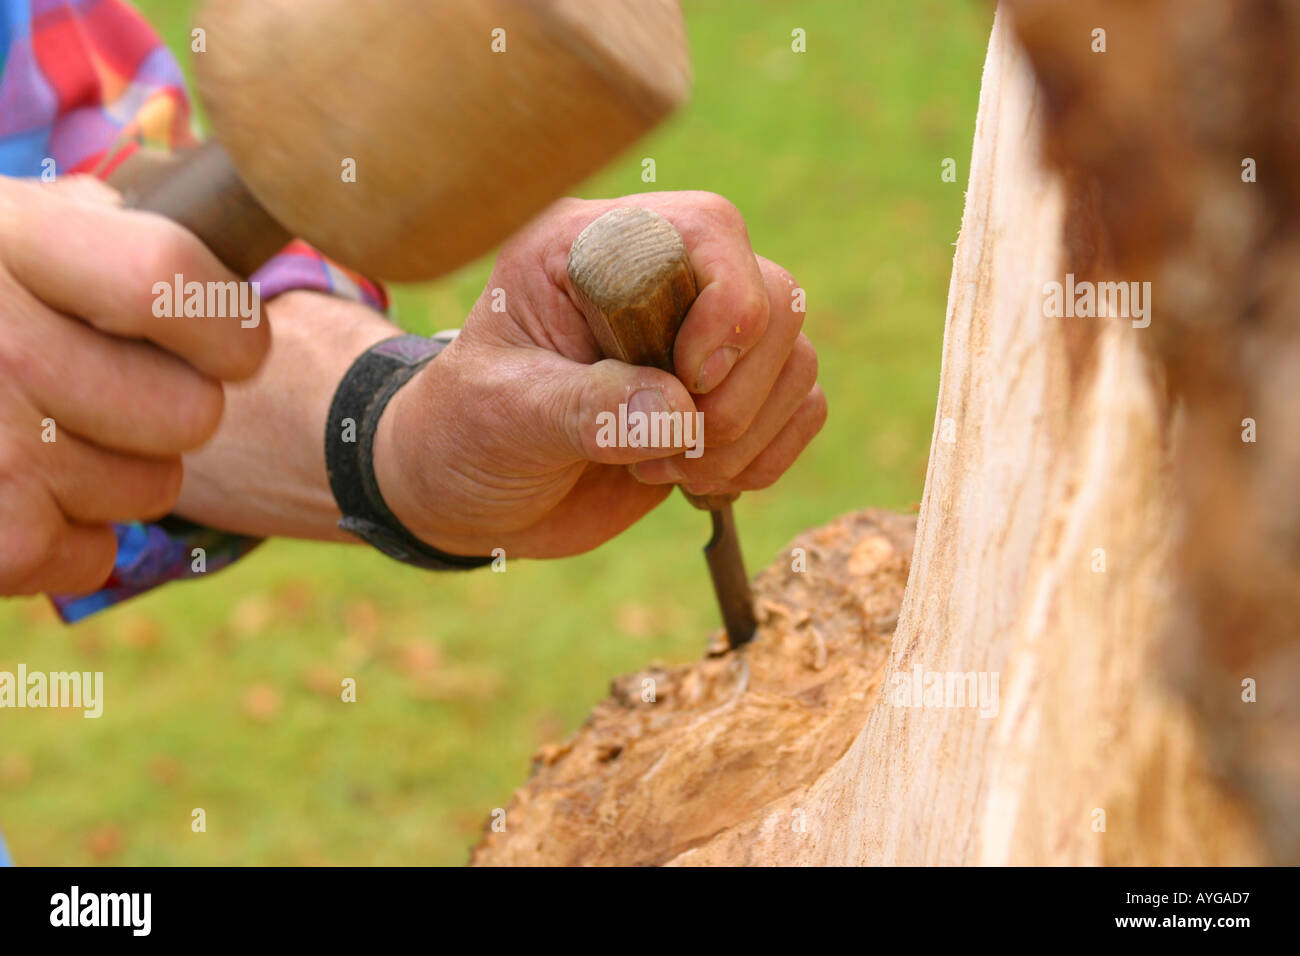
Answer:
374;192;826;559
0;176;270;594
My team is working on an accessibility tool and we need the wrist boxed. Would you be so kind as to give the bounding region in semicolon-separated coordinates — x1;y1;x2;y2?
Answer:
372;372;431;540
325;331;489;569
369;337;479;557
174;291;401;541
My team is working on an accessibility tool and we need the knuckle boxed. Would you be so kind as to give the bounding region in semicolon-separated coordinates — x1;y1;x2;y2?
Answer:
552;196;587;219
0;518;58;589
734;283;770;334
704;403;750;446
73;530;118;592
675;452;719;484
775;267;806;325
151;224;207;283
169;374;225;450
140;228;192;291
740;460;784;491
698;454;743;486
694;191;746;232
0;287;43;387
138;457;184;520
111;231;195;334
799;384;829;439
791;334;819;388
570;365;616;460
0;435;30;487
809;383;829;426
223;309;272;381
774;264;800;291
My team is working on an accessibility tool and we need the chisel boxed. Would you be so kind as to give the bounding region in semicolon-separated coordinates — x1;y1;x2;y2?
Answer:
568;207;758;649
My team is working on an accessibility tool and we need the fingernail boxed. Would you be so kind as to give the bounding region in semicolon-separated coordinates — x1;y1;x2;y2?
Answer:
630;458;683;484
629;388;672;419
684;482;720;496
696;346;742;393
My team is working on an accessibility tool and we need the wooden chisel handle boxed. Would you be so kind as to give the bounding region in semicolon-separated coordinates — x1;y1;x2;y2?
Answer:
567;206;756;648
566;206;732;513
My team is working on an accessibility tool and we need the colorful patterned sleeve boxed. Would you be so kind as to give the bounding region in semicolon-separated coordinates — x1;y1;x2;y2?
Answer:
0;0;389;622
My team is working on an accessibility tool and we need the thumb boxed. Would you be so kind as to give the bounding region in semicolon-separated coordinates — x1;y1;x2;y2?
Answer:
540;355;700;466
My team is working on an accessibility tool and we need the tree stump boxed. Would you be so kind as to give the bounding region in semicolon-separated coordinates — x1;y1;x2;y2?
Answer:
472;3;1294;866
471;510;915;866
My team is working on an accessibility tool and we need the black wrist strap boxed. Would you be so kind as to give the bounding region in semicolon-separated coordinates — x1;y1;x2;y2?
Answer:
325;333;492;571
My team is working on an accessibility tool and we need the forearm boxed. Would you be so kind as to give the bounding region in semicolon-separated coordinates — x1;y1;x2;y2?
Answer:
174;290;402;541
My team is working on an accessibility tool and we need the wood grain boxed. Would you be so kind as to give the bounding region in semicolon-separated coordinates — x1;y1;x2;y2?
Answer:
473;7;1284;867
567;206;697;371
666;9;1265;865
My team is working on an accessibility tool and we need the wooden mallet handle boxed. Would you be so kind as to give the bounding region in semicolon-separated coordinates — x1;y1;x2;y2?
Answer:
114;142;292;278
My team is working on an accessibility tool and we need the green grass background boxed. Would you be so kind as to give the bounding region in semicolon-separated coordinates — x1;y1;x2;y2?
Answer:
0;0;991;864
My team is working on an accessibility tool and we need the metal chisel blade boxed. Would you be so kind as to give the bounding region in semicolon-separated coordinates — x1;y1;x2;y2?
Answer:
702;504;757;648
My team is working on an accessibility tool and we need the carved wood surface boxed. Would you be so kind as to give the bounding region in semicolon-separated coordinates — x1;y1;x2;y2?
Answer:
474;6;1288;866
669;9;1266;865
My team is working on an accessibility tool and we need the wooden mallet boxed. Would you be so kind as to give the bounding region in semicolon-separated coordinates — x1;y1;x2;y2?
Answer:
118;0;692;279
568;207;758;649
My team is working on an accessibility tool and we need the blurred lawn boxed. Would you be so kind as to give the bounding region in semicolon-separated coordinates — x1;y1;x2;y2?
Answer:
0;0;991;864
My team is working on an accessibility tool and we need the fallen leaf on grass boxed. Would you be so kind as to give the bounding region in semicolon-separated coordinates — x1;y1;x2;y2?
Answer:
243;684;281;722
